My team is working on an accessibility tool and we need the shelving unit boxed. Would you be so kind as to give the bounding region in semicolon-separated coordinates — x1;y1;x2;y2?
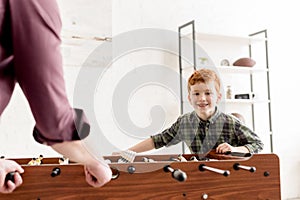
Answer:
178;20;273;153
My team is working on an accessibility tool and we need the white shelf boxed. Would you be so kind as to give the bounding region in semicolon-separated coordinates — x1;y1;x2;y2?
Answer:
183;99;270;104
183;32;266;45
61;34;111;47
223;99;270;104
180;65;195;70
179;21;272;152
216;66;268;74
181;65;268;73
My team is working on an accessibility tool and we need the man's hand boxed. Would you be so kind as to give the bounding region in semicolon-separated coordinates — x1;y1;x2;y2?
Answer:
0;159;24;193
84;159;112;187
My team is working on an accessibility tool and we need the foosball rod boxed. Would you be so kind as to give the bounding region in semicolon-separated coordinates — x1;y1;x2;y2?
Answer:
233;163;256;172
199;164;230;176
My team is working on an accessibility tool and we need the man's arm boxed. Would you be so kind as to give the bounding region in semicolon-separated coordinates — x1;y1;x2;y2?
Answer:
51;140;112;187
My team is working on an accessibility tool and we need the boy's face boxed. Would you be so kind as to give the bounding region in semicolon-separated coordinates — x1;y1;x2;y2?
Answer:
188;81;221;120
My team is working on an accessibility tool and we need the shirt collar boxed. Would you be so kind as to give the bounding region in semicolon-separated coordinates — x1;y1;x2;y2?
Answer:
192;106;221;125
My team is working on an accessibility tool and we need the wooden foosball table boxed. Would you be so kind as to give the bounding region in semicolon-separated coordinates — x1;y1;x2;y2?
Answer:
0;151;281;199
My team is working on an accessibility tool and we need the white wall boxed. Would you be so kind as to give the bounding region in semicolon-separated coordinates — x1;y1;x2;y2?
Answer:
111;2;300;198
0;0;299;199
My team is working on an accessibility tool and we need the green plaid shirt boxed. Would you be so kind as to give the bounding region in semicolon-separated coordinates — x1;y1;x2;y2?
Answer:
151;107;263;154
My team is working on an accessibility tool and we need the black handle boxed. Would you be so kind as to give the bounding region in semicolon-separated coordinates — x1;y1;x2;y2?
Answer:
164;165;187;182
51;167;61;177
5;172;15;183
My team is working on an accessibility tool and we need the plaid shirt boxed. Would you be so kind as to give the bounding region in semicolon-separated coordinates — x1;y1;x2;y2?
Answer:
151;107;263;154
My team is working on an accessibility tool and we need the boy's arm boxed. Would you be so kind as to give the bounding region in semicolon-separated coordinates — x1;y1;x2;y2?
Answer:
128;138;155;153
126;115;183;154
216;143;250;153
241;129;264;153
233;123;264;153
232;146;250;153
216;117;264;154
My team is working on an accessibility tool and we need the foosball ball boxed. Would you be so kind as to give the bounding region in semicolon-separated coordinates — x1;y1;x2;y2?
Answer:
0;151;281;199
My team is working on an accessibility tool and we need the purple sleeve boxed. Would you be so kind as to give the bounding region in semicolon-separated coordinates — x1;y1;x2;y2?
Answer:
4;0;89;145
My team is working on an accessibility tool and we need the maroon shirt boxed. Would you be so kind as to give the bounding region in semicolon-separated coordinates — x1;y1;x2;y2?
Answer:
0;0;89;145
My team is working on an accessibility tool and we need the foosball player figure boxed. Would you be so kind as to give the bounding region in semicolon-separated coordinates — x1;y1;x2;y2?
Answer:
27;155;43;166
27;158;37;166
59;157;69;165
36;155;43;165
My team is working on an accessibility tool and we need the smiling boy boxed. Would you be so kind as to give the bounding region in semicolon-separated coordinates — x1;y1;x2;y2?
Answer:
127;68;263;154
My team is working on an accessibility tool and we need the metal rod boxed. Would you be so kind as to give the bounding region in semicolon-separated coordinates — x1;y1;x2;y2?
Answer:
199;164;230;176
233;163;256;172
178;20;195;154
249;30;273;152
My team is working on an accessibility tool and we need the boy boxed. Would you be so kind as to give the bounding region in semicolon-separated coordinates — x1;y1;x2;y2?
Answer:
127;68;263;154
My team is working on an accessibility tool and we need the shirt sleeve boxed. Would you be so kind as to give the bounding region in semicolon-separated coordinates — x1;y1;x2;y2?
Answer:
33;108;90;145
236;123;264;153
8;1;90;145
151;116;183;149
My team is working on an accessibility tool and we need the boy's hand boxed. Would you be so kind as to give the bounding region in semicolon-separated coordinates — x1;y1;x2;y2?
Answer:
216;143;250;154
216;142;234;154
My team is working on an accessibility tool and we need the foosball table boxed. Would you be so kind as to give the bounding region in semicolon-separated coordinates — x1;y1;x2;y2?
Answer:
0;151;281;199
